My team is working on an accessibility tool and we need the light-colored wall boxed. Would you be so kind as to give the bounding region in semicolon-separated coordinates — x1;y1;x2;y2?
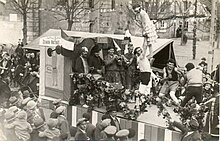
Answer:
0;15;22;44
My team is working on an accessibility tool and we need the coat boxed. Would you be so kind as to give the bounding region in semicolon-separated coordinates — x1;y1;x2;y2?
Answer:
57;115;70;141
39;128;60;141
85;122;96;140
75;128;89;141
7;119;33;141
30;129;47;141
182;131;202;141
94;123;107;141
3;123;17;141
74;56;89;74
108;115;121;131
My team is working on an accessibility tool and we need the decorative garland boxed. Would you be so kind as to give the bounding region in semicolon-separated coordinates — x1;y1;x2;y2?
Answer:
69;73;155;120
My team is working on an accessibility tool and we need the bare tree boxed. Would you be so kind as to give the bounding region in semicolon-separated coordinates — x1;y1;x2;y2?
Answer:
48;0;102;31
8;0;39;45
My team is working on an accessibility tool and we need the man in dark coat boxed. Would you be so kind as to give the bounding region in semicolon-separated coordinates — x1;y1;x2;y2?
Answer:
75;118;90;141
88;45;104;78
83;112;96;140
107;106;121;131
124;43;137;90
74;47;89;74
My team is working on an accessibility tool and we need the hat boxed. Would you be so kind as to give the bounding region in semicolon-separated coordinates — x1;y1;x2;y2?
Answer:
21;97;32;106
92;45;101;53
189;119;199;129
107;106;117;113
104;126;117;135
82;113;91;121
52;99;62;105
55;106;66;114
4;111;16;122
132;3;141;9
201;57;206;61
26;100;37;110
81;47;88;52
128;128;136;138
22;90;30;98
8;106;20;114
33;117;46;129
76;118;87;126
100;119;111;128
116;129;129;138
9;96;19;105
16;111;27;119
47;118;58;128
101;114;109;120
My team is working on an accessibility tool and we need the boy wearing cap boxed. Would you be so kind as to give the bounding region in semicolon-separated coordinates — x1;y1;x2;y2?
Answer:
75;118;90;140
56;106;70;141
3;111;17;141
39;118;60;141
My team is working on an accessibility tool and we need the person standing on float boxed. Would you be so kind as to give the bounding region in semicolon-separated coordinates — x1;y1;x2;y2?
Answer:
130;4;157;96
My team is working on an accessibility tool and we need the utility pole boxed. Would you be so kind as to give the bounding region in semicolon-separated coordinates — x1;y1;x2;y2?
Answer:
192;0;197;59
209;0;217;71
181;0;187;45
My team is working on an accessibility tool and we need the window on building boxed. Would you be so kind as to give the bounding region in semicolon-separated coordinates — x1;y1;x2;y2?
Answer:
89;0;94;8
112;0;115;9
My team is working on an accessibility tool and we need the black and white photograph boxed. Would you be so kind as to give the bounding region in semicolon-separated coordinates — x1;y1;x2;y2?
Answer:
0;0;219;141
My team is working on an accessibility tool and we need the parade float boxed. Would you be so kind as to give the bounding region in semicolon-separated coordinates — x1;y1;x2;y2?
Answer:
24;29;182;141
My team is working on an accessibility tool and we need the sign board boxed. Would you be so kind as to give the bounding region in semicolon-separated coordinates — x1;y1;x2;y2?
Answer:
96;37;108;43
39;36;61;47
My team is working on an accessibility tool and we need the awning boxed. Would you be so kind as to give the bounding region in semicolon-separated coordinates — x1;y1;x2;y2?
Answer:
24;29;174;57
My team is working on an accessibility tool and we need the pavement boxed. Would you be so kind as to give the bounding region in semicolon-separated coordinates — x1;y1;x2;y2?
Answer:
172;38;220;72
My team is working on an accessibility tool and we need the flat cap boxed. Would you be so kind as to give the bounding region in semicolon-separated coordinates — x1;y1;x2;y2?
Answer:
116;129;129;138
104;126;117;135
55;106;66;114
76;118;87;126
26;100;37;110
100;118;111;128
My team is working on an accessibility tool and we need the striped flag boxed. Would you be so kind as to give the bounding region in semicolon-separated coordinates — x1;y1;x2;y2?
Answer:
113;39;121;51
60;29;75;51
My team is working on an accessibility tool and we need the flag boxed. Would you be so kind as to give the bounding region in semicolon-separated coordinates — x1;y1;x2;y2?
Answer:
113;39;121;51
60;28;75;51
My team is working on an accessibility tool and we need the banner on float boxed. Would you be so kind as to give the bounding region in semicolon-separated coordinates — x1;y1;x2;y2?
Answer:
39;36;61;47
